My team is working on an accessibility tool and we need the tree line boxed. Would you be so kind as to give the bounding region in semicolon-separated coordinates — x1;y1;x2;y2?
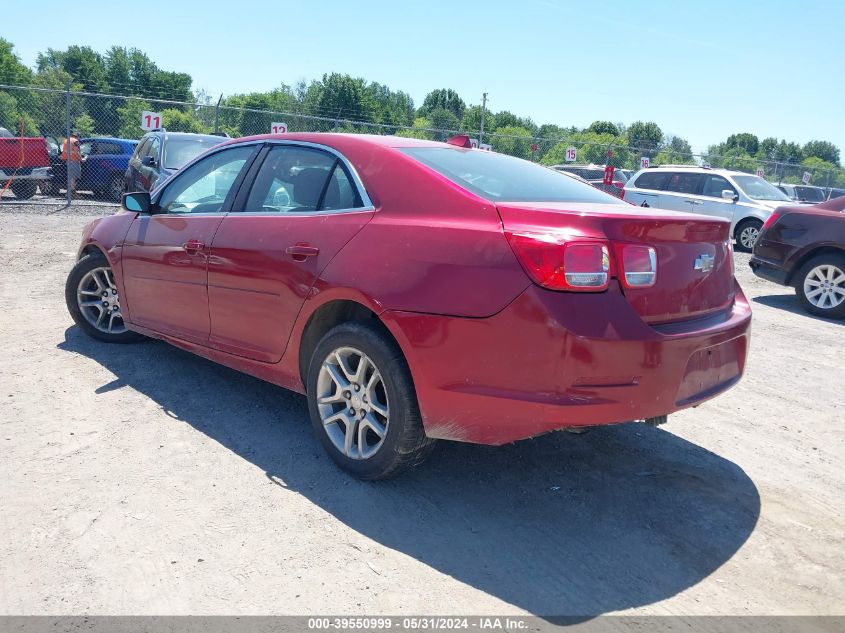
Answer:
0;39;841;184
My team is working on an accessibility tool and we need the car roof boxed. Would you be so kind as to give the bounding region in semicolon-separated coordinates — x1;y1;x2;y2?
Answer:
633;166;763;178
82;137;137;144
222;132;454;150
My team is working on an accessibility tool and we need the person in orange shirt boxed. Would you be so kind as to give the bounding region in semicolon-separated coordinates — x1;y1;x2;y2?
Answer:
61;131;83;197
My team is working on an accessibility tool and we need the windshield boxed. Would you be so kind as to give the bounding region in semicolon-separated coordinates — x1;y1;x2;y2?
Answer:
794;186;825;203
163;136;223;170
732;175;792;202
401;148;623;204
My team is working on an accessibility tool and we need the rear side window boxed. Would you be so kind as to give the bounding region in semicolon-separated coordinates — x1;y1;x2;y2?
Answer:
402;148;622;204
665;172;702;194
92;142;122;155
244;145;362;213
632;171;670;191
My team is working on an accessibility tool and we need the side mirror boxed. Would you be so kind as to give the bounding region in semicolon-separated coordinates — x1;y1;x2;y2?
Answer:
141;156;157;167
122;191;151;214
721;189;735;200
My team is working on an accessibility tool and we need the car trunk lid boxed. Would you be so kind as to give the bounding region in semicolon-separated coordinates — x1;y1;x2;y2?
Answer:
497;202;735;324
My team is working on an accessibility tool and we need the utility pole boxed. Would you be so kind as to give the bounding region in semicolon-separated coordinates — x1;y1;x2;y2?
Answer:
214;94;222;133
479;92;488;145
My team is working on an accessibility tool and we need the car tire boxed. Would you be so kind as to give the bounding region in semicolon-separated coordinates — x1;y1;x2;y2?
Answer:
105;174;124;202
306;321;435;480
65;253;143;343
794;253;845;319
734;218;763;253
10;181;37;200
39;180;61;196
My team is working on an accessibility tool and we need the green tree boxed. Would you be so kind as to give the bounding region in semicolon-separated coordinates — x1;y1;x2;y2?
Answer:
460;104;493;136
655;135;694;164
427;107;460;139
725;132;759;156
587;121;619;136
395;116;434;140
418;89;465;120
0;38;33;85
802;140;840;166
162;108;206;133
74;113;96;137
490;126;533;159
627;121;663;154
115;99;151;139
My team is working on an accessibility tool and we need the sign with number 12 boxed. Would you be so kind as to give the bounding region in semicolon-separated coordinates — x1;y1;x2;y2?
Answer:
141;111;162;131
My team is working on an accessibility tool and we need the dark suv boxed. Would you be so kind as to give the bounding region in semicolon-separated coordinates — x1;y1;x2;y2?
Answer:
125;130;225;193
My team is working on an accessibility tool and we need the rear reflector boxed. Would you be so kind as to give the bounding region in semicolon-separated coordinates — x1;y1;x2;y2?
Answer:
617;244;657;288
506;233;610;291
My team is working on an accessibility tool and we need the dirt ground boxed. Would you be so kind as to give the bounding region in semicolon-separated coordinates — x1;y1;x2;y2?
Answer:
0;205;842;617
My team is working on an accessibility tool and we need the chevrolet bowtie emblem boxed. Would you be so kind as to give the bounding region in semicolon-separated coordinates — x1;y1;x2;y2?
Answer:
694;254;715;273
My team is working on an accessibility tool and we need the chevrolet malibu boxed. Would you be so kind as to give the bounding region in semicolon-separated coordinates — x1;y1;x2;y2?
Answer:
66;133;752;479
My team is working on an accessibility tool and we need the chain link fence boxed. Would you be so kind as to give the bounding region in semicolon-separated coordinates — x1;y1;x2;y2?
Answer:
2;82;844;205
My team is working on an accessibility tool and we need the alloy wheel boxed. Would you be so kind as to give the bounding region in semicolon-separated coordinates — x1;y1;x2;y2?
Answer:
739;225;760;250
76;266;127;334
803;264;845;310
316;346;389;460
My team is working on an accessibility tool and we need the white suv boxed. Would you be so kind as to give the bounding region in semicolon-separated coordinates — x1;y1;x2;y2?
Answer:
623;166;795;251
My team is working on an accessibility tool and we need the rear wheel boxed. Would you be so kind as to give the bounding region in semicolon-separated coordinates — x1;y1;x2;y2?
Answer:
795;254;845;319
10;181;37;200
734;218;763;253
65;253;143;343
306;321;435;480
40;180;61;196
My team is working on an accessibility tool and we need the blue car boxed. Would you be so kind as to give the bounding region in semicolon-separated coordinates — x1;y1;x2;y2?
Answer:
49;137;138;201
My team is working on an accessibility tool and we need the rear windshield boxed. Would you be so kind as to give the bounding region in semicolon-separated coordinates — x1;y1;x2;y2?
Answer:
732;175;792;202
401;148;623;204
163;136;223;170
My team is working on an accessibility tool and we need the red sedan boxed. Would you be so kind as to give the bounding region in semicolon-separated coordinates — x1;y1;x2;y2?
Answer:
66;133;751;479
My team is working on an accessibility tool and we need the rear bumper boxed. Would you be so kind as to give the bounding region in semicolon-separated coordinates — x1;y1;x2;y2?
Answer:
749;257;790;286
383;282;751;445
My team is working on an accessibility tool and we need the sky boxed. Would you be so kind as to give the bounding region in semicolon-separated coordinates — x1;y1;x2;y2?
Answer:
3;0;843;155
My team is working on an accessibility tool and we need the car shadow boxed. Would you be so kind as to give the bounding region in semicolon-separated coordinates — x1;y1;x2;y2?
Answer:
753;294;845;326
59;327;760;618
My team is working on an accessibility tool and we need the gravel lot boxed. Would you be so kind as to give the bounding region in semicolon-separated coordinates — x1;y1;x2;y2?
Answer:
0;205;842;617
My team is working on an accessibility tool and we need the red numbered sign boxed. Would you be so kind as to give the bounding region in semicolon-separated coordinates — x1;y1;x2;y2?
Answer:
141;110;162;131
271;122;288;134
802;171;812;185
565;147;577;162
756;167;765;178
603;164;615;186
640;156;650;169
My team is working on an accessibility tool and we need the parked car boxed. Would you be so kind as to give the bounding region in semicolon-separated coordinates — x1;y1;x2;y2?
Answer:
66;133;751;479
824;187;845;201
0;136;52;200
44;137;138;201
776;183;827;204
125;130;225;193
750;196;845;318
551;163;627;197
623;166;795;252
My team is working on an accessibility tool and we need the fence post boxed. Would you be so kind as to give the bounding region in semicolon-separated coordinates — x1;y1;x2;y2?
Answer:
65;82;72;207
214;94;222;133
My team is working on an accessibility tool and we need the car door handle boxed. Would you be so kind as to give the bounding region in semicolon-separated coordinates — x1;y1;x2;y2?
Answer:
685;199;704;205
182;240;206;254
286;244;319;260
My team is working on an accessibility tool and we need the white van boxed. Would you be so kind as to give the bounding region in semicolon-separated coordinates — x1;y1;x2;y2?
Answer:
623;166;796;251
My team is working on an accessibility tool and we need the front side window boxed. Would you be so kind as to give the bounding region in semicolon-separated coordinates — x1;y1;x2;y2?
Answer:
402;148;622;204
794;186;825;203
157;145;255;214
133;138;151;160
701;175;737;198
244;145;362;213
146;137;161;161
665;172;702;194
732;175;792;202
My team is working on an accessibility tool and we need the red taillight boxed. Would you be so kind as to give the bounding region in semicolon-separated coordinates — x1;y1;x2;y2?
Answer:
619;186;626;200
762;210;782;231
506;233;611;292
615;244;657;288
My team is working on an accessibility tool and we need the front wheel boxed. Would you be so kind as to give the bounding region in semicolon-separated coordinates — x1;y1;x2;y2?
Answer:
65;253;143;343
735;218;763;253
306;321;435;480
795;254;845;319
